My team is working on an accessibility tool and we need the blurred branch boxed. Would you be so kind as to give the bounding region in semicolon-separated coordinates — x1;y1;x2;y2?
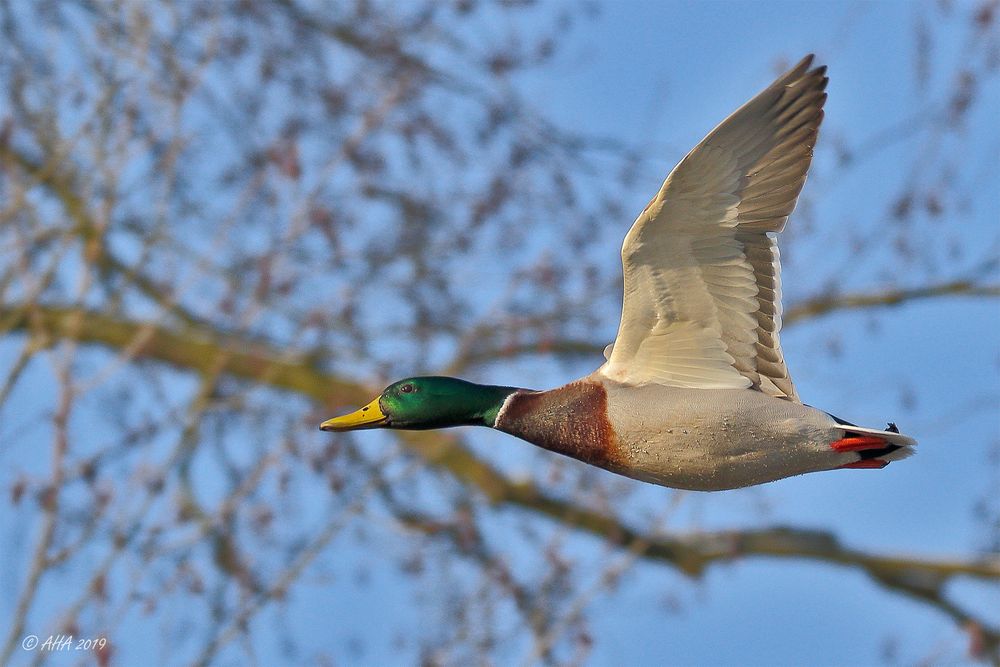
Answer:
192;452;414;667
389;502;557;659
448;278;1000;368
404;508;1000;661
0;143;210;330
782;279;1000;325
272;0;462;93
4;302;998;657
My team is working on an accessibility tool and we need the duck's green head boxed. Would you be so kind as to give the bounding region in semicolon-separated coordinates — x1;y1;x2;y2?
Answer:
320;376;519;432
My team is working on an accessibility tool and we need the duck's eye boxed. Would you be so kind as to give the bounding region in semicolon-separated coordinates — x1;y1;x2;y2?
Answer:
399;384;415;394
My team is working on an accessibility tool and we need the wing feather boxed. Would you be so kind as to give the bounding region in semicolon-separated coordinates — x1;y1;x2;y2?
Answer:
600;55;827;400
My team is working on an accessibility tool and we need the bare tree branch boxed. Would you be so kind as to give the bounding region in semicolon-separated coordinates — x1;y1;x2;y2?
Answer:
445;280;1000;368
0;144;211;331
4;302;997;658
782;279;1000;325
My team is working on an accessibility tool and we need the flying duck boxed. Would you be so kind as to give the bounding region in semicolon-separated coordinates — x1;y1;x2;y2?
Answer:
320;55;916;491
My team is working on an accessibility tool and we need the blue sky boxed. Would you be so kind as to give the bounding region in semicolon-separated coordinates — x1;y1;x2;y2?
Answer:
2;1;997;665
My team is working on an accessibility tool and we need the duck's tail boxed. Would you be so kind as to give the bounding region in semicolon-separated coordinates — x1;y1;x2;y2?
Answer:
829;420;917;469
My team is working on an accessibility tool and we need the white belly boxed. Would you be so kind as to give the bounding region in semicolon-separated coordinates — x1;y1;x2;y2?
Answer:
601;381;842;490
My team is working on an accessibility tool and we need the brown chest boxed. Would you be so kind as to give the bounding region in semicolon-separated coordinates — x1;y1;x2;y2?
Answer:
495;380;624;470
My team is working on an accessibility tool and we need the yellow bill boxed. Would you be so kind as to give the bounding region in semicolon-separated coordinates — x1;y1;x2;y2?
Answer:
320;397;387;431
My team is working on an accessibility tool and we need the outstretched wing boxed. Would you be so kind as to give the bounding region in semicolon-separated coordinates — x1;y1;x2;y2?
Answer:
600;55;827;401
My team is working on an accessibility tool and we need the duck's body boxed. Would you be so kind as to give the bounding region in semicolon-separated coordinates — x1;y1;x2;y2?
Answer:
496;376;910;491
321;54;916;490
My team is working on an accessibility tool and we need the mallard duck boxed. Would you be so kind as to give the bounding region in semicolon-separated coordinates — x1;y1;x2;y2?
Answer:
321;55;916;491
